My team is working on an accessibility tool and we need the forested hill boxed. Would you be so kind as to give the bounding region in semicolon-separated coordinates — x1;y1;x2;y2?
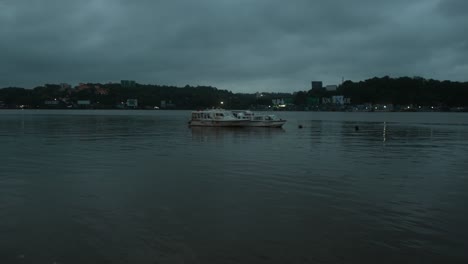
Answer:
1;76;467;109
338;76;468;106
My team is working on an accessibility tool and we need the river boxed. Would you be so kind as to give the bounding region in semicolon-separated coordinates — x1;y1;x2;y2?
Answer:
1;110;467;263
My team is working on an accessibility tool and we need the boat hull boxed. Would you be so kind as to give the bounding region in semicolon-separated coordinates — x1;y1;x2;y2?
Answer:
241;120;286;128
189;120;285;128
189;120;246;127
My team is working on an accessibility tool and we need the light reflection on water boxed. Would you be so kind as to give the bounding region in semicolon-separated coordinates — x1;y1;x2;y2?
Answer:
0;110;467;263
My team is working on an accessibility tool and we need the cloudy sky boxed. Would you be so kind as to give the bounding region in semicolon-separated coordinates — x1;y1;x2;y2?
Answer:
1;0;467;92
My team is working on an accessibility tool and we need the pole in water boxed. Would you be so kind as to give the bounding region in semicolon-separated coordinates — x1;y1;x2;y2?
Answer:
355;125;359;131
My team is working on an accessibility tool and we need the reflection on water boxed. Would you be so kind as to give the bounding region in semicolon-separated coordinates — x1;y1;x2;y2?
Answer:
383;122;387;142
191;126;285;141
0;110;468;263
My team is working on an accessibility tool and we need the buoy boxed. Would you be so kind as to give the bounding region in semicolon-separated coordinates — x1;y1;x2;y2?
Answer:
298;125;303;129
355;126;359;131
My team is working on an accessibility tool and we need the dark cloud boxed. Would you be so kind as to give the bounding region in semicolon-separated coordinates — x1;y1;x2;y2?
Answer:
1;0;467;92
437;0;468;16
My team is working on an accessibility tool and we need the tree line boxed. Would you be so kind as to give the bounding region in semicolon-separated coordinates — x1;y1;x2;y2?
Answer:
1;76;467;109
293;76;468;107
340;76;468;106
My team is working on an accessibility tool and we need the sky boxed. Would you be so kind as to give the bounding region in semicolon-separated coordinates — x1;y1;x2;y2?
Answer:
1;0;467;93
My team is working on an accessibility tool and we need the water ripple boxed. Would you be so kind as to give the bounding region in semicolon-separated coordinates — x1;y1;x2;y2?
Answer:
1;110;468;263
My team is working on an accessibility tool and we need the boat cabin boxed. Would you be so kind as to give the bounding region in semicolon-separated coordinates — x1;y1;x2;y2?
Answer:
191;109;237;121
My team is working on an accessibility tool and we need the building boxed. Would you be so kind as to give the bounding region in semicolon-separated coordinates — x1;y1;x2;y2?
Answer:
332;95;344;105
322;96;350;105
77;100;91;108
126;99;138;108
76;83;91;91
60;83;71;89
326;85;337;91
311;81;323;90
121;80;136;88
95;87;108;95
272;98;285;105
161;100;175;109
44;100;60;105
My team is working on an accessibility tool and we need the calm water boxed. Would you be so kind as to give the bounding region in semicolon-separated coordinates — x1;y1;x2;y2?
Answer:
1;110;467;264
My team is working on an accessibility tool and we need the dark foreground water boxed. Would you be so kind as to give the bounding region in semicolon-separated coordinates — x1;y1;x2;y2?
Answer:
1;110;468;264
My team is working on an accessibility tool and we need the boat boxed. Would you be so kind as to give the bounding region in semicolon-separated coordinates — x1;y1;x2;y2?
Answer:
188;109;245;127
232;110;286;128
189;109;286;128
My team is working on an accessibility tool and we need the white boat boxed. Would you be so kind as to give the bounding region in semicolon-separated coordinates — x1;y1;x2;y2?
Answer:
232;110;286;128
189;109;245;127
189;109;286;128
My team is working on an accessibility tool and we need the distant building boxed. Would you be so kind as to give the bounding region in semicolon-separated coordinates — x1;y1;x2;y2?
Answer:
116;102;126;109
272;98;285;105
327;95;351;105
76;83;91;91
311;81;323;90
44;100;60;105
332;95;344;105
77;100;91;105
60;83;71;90
126;99;138;108
95;87;108;95
322;97;332;104
326;85;337;91
161;100;175;109
121;80;136;88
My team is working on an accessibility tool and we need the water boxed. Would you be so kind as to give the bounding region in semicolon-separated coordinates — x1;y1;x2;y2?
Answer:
1;110;467;263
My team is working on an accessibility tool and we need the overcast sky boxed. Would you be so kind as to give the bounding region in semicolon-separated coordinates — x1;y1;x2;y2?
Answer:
1;0;467;92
